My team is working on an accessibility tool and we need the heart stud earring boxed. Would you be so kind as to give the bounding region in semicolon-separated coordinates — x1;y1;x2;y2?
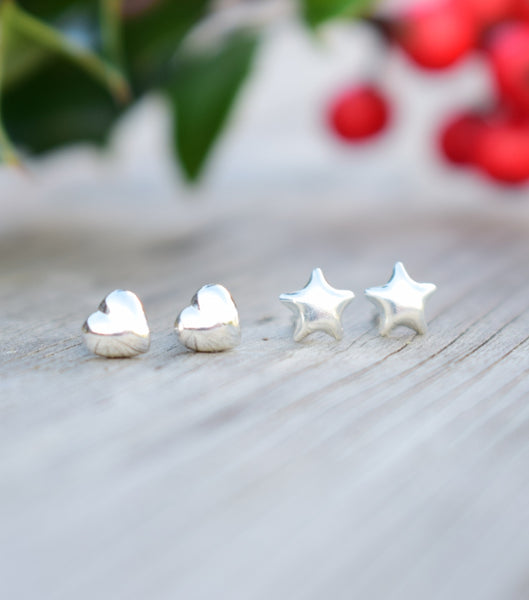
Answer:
82;289;150;357
364;262;437;336
280;268;355;342
175;284;241;352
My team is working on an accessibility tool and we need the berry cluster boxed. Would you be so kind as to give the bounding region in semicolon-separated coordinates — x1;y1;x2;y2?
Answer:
328;0;529;185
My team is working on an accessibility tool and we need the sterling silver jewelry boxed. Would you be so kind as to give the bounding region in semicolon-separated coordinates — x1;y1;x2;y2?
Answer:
279;268;355;342
175;284;241;352
82;290;150;357
364;262;437;336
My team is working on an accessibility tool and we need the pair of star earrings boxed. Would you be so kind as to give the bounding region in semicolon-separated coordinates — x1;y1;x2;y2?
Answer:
82;262;436;358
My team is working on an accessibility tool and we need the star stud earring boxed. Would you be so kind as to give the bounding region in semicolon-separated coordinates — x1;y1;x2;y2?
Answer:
364;262;437;336
280;268;355;342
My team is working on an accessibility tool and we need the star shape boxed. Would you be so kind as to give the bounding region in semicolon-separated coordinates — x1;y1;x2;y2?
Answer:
364;262;437;336
280;268;355;342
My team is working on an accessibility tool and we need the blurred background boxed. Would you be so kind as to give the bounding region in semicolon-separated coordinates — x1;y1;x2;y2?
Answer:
2;0;529;236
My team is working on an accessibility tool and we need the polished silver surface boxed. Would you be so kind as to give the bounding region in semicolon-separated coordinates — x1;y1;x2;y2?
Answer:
82;290;150;358
365;261;437;336
280;267;355;342
175;284;241;352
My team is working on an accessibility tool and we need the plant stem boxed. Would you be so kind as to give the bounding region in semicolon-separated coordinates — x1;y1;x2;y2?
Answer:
10;2;130;103
100;0;125;73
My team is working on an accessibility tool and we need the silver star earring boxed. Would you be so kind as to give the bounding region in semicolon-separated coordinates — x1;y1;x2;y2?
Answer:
280;268;355;342
175;284;241;352
82;289;150;357
364;262;437;336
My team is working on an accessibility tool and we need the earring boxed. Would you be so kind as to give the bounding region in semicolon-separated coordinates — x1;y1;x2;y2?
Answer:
364;261;437;336
175;284;241;352
280;268;355;342
82;289;150;357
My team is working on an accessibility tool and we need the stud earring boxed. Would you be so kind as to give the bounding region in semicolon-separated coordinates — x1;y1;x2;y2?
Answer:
82;289;150;357
364;261;437;336
280;267;355;342
175;284;241;352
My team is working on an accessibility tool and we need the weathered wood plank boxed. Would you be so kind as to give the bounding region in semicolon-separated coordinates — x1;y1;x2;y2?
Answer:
2;183;529;600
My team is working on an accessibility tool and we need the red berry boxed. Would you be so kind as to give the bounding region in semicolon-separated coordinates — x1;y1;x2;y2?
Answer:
488;23;529;115
395;1;477;70
458;0;517;27
514;0;529;21
475;120;529;184
439;112;485;165
328;85;390;142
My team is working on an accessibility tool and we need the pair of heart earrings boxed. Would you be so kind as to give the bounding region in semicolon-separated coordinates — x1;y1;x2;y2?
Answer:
82;262;437;358
82;284;240;358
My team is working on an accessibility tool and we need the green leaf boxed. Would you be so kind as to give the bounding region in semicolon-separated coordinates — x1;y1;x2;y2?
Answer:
0;0;210;166
301;0;378;27
165;32;258;182
16;1;95;21
3;57;124;154
0;1;127;160
122;0;210;91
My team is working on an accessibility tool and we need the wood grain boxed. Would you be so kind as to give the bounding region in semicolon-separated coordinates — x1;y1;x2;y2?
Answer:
2;189;529;600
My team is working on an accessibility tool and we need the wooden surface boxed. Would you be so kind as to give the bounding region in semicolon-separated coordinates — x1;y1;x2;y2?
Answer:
2;176;529;600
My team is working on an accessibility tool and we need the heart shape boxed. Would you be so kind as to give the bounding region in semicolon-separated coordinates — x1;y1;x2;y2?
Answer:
175;284;240;352
82;290;150;357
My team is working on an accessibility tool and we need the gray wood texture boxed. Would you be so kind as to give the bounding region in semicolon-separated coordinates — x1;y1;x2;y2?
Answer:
2;183;529;600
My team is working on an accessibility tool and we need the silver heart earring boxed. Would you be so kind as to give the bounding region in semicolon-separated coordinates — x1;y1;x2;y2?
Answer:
364;262;437;336
280;268;355;342
82;289;150;357
175;284;241;352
